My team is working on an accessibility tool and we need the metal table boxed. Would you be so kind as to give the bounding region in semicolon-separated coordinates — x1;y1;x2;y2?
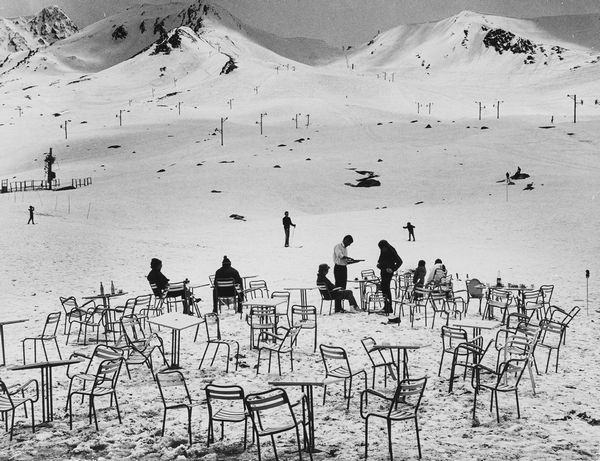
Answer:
283;287;316;307
147;312;205;369
371;343;430;380
0;319;28;366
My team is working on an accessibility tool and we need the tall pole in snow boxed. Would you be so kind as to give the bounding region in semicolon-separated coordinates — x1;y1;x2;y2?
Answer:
567;94;583;123
496;100;503;119
475;101;482;120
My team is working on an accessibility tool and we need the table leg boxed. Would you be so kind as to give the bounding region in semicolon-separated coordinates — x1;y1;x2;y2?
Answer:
403;350;409;380
302;385;320;453
170;330;180;369
47;366;54;421
0;325;5;367
39;367;48;423
300;290;307;307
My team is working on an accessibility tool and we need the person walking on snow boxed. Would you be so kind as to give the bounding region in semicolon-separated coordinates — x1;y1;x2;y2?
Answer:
27;205;35;224
403;222;415;241
282;211;296;247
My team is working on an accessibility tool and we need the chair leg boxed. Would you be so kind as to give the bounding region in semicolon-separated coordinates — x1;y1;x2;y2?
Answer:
199;344;210;370
515;390;521;419
54;338;62;360
187;407;192;445
257;349;262;375
114;392;122;424
364;417;369;460
415;417;422;458
494;390;500;423
30;401;35;434
387;419;394;461
161;409;167;436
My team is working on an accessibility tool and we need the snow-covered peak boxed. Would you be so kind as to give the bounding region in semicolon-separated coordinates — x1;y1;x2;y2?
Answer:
27;6;79;44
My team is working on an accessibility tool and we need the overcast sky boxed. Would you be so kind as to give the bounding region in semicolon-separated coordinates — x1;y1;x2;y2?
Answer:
1;0;599;46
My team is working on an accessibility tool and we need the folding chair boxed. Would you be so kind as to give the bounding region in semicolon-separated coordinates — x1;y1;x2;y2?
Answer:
0;377;38;440
21;312;62;364
59;296;95;335
361;337;396;388
438;325;468;378
256;326;301;375
290;305;317;352
120;314;168;378
465;279;485;314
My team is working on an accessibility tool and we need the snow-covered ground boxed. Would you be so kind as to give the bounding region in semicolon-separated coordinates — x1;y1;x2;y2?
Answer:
1;5;599;460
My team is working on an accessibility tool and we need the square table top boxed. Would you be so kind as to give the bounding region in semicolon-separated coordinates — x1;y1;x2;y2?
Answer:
242;298;286;307
0;319;28;327
452;319;501;330
283;286;316;291
83;292;127;300
147;312;205;330
269;376;345;387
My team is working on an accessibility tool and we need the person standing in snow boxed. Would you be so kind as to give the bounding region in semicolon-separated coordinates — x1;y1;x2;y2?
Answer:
27;205;35;224
333;234;355;289
282;211;296;247
403;222;415;241
377;240;403;313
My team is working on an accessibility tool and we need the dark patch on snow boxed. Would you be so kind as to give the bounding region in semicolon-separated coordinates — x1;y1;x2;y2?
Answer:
229;214;246;221
414;201;424;205
273;165;281;168
425;124;432;128
157;169;165;173
219;160;234;164
211;190;221;193
107;145;121;149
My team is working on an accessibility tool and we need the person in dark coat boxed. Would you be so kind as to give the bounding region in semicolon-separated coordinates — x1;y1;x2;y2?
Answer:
27;205;35;224
412;260;427;298
213;256;244;313
282;211;296;247
377;240;403;313
147;258;169;296
403;222;415;241
316;263;358;313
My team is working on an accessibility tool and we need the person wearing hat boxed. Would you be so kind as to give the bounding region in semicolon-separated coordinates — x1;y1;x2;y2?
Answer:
316;263;358;313
213;255;244;313
147;258;169;296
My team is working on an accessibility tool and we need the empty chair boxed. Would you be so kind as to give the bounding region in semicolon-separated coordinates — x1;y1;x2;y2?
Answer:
246;306;277;349
448;335;484;393
465;279;485;314
59;296;96;335
256;326;301;375
67;358;124;430
472;357;528;423
537;319;568;373
290;305;318;352
0;377;38;441
360;376;427;459
120;314;168;378
320;344;367;410
428;292;451;328
21;312;62;364
482;288;512;322
519;289;544;321
271;291;291;327
245;388;309;461
438;325;468;378
538;285;554;315
205;384;249;449
548;305;580;344
198;313;239;372
66;303;106;346
361;337;396;388
156;370;193;445
247;280;269;299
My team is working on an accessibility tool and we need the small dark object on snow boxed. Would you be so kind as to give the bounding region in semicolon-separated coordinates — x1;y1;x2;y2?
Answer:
377;122;383;125
229;214;246;221
481;126;489;130
523;183;534;191
219;160;234;164
211;190;221;193
415;201;424;205
410;120;418;123
539;126;555;129
425;124;432;128
107;145;121;149
294;138;305;143
377;159;383;162
305;158;311;161
157;169;165;173
278;144;286;147
273;165;281;168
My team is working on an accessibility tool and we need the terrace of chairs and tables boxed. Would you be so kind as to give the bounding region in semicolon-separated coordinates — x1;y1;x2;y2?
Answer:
0;269;581;459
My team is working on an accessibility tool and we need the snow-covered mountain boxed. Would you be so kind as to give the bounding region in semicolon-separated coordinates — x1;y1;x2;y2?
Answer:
0;6;77;59
338;10;600;78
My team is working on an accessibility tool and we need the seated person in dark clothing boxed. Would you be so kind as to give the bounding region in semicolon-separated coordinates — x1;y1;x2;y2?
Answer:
147;258;169;296
412;260;427;298
316;263;358;313
213;255;244;313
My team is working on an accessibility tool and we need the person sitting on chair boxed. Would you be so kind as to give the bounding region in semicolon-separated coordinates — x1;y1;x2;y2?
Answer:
213;256;244;313
413;260;427;297
147;258;169;296
317;263;358;313
425;258;446;287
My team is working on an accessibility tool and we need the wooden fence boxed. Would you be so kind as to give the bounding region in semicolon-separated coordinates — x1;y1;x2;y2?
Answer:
1;177;92;193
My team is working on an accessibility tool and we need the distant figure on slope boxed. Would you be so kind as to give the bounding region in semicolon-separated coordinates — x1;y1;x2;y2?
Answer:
403;222;416;241
376;240;403;314
27;205;35;224
213;255;244;313
551;115;554;124
282;211;296;247
147;258;169;296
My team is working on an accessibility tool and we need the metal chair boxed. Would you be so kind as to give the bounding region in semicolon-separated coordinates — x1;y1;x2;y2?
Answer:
438;325;468;377
205;384;249;449
448;335;484;393
519;289;544;321
271;291;291;327
537;319;568;373
245;388;310;461
320;344;367;410
214;278;241;313
547;305;580;345
482;288;512;322
59;296;95;335
66;303;106;346
317;284;344;315
67;358;124;430
290;305;318;352
361;337;396;388
0;377;38;440
198;313;239;372
465;279;485;314
472;357;528;423
360;376;427;459
538;285;554;315
246;306;277;349
256;326;301;375
247;280;269;299
120;314;168;378
156;370;193;445
21;312;62;364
